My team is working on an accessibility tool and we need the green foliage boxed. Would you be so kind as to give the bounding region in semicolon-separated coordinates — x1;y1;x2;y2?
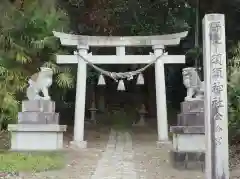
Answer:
124;0;193;35
186;46;202;59
228;42;240;143
0;0;73;128
67;0;194;36
106;107;137;130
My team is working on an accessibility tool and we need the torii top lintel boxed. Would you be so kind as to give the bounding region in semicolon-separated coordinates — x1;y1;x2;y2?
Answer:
52;31;188;47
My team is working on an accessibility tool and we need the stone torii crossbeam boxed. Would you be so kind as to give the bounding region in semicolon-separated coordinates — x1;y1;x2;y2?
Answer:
53;31;188;148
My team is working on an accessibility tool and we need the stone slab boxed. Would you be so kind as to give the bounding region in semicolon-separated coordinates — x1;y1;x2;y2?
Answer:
9;131;65;151
8;124;67;132
181;100;204;113
170;150;205;171
177;112;204;126
170;126;204;134
172;133;205;152
22;100;55;112
18;112;59;124
8;124;67;151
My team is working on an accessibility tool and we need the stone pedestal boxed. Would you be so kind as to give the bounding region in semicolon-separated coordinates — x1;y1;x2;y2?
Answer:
8;100;67;151
170;100;205;171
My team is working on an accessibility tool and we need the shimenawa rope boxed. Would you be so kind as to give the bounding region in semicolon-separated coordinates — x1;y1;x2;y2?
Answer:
75;48;166;82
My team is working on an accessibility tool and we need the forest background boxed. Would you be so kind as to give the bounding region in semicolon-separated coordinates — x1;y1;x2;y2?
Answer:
1;0;240;144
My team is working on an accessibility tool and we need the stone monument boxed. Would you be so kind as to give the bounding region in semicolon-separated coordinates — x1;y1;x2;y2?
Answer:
203;14;229;179
182;67;204;101
132;104;147;127
170;67;205;170
8;67;67;151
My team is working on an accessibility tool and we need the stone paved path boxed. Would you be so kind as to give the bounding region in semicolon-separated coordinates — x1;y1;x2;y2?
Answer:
91;129;137;179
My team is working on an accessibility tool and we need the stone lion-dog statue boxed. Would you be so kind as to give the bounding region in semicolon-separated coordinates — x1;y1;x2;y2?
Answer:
26;67;53;100
182;67;204;101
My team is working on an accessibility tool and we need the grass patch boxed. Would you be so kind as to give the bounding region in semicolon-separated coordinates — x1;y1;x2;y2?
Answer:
0;131;65;173
0;151;65;173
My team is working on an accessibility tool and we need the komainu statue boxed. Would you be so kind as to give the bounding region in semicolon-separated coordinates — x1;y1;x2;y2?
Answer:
26;67;53;100
182;67;204;101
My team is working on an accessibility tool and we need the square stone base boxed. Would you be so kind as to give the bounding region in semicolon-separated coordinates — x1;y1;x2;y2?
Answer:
172;133;205;152
69;140;87;149
22;100;55;112
18;112;59;124
181;100;204;113
170;150;205;171
8;124;67;151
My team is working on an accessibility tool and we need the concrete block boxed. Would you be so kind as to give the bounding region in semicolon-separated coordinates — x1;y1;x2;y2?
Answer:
170;150;205;171
170;126;204;134
172;133;205;152
181;100;204;113
8;124;67;151
18;112;59;124
22;100;55;112
177;112;204;126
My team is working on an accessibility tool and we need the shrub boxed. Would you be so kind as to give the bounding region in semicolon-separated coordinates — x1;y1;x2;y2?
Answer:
0;0;73;129
228;42;240;143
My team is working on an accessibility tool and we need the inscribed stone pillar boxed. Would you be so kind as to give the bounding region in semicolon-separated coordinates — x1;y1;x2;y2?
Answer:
203;14;229;179
153;45;169;142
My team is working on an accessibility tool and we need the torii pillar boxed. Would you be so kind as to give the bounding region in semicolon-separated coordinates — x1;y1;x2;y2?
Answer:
154;45;169;143
72;45;88;148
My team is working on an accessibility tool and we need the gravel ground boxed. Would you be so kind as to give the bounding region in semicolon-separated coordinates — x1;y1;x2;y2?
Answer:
2;126;240;179
131;127;240;179
132;127;204;179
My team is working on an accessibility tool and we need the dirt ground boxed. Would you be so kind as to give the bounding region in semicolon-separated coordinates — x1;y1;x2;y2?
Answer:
1;126;240;179
131;127;204;179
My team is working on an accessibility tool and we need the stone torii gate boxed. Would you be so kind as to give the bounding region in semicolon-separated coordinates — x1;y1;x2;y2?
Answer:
53;31;188;148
